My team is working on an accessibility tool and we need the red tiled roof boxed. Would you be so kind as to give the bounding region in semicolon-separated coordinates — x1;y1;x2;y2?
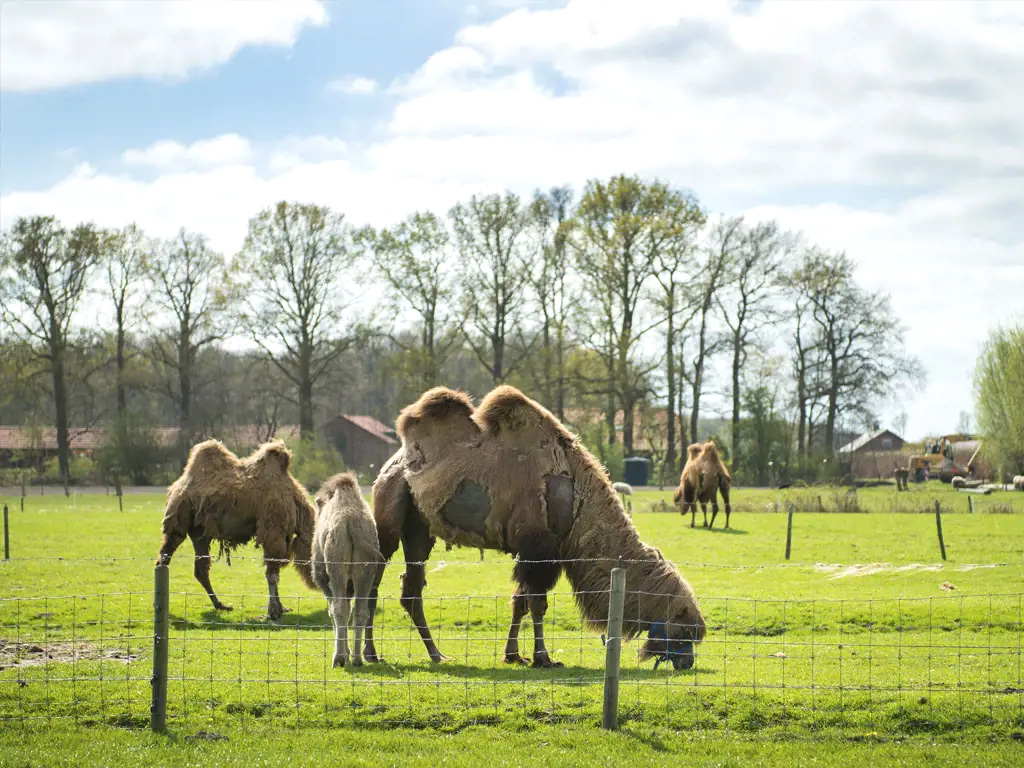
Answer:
0;424;302;451
336;415;399;445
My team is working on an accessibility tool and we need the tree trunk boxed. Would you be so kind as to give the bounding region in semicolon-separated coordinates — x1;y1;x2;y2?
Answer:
555;323;565;421
51;346;71;496
299;348;314;440
178;325;192;463
115;308;127;417
731;334;741;472
664;298;677;480
622;398;635;457
606;388;617;445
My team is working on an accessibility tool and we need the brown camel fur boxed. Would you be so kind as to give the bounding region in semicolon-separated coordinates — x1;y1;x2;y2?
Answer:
674;441;733;529
361;385;706;671
156;439;318;620
312;472;385;668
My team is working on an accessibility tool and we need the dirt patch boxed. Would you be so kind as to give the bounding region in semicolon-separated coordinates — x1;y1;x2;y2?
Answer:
0;638;138;670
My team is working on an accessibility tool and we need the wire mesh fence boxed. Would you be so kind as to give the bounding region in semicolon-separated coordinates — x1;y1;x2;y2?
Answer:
1;556;1022;738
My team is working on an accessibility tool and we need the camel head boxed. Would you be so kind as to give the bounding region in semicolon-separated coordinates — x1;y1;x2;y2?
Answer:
639;608;705;671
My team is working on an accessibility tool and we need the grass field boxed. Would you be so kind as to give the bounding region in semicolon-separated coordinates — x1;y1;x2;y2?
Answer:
1;482;1022;765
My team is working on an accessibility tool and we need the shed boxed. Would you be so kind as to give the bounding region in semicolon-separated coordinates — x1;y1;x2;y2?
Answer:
321;414;399;471
623;456;651;487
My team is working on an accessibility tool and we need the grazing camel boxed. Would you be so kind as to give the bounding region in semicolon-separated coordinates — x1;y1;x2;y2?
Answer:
361;386;706;671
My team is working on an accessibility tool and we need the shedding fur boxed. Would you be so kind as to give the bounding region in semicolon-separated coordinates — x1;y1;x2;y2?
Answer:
312;472;384;668
675;441;733;529
156;439;318;620
385;384;706;670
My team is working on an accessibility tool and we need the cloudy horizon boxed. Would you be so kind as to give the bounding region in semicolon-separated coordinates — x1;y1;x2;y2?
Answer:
2;0;1021;441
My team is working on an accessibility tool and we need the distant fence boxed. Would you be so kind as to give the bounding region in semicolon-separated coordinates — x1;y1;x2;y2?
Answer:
1;556;1022;739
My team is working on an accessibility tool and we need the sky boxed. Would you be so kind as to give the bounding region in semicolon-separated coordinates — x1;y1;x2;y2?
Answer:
1;0;1022;442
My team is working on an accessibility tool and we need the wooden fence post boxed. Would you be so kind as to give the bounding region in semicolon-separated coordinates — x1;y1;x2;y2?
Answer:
602;566;626;730
785;503;794;560
3;504;9;561
151;564;170;732
968;496;975;515
934;500;947;561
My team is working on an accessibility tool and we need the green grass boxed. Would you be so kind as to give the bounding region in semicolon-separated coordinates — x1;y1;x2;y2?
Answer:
1;484;1023;762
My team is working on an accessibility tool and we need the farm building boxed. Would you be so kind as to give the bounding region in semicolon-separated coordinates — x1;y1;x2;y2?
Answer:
837;429;905;455
321;413;399;471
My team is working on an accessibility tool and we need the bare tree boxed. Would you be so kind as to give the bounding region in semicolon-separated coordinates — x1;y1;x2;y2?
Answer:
105;223;148;418
147;229;233;456
717;219;792;472
239;201;355;440
573;175;693;455
525;186;576;419
686;216;738;444
651;194;705;478
792;248;923;455
359;211;460;394
1;216;102;489
450;192;530;384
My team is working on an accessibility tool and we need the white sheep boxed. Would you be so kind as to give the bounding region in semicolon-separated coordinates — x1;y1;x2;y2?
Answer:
312;472;384;668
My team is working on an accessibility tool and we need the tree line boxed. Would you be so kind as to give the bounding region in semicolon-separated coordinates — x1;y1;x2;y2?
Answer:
0;175;923;487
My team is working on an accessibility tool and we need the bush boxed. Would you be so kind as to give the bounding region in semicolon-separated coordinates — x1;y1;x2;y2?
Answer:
95;415;176;486
284;436;345;492
38;454;98;485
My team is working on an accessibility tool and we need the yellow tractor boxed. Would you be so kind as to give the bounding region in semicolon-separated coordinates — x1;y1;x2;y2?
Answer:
908;434;981;483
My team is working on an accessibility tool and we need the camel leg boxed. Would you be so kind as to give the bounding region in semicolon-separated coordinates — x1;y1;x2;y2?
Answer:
362;561;387;663
351;568;375;668
701;502;709;528
528;593;561;668
263;534;291;621
330;589;351;668
399;513;446;662
721;482;732;529
156;531;186;566
509;530;563;668
709;497;719;529
188;529;232;612
503;589;530;665
684;484;696;528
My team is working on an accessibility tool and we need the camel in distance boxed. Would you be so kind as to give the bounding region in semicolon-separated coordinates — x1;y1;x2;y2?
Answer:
674;441;733;529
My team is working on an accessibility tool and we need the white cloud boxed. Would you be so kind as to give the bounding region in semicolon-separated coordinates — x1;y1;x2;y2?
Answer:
3;0;1023;440
326;75;379;95
0;0;327;92
122;134;253;171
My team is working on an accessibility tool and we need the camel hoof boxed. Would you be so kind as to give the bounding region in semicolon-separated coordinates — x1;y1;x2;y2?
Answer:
532;657;563;669
429;653;449;663
504;653;530;666
214;602;233;612
689;522;695;528
332;655;347;668
351;657;363;668
279;606;293;614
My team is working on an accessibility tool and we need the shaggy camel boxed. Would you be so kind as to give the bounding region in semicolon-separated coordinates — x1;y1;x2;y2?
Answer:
674;442;733;529
156;439;317;620
312;473;385;668
360;385;706;671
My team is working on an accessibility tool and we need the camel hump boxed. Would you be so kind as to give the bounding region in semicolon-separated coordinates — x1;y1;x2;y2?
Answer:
251;439;293;472
315;471;359;507
186;439;238;473
475;385;543;435
397;387;475;437
686;443;703;460
700;442;720;461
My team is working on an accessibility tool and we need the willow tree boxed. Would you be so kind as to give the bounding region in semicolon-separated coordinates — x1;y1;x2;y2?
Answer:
974;323;1024;477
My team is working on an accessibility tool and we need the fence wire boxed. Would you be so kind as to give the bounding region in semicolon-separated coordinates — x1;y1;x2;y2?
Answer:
1;558;1022;737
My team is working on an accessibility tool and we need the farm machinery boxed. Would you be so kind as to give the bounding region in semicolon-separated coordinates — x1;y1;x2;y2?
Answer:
908;434;982;483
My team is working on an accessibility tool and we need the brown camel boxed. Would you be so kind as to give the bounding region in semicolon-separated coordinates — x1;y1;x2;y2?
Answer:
156;439;318;620
674;441;733;529
361;385;706;671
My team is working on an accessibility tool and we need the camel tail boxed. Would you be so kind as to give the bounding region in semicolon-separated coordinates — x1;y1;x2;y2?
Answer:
292;499;319;591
